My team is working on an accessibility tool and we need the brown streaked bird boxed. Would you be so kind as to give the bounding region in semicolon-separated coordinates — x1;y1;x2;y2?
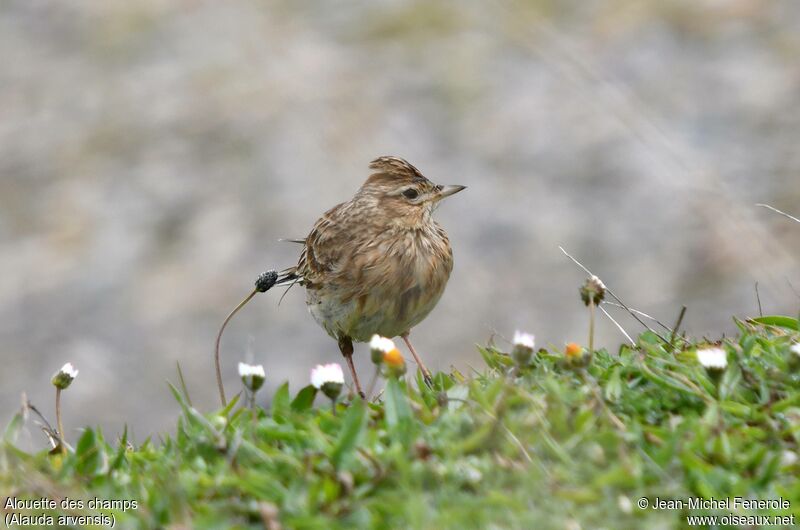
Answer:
277;156;465;397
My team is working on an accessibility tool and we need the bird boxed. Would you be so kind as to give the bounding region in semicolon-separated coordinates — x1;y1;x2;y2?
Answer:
276;156;465;397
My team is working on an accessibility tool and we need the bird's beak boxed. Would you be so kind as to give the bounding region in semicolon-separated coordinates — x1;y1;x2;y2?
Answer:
435;184;466;201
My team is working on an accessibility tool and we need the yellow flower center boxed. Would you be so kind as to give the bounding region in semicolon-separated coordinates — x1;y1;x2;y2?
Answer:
565;343;582;358
383;348;405;367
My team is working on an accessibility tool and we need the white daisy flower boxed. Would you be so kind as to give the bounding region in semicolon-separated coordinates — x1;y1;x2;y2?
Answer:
370;334;398;365
311;363;345;401
60;363;78;379
310;363;345;389
370;335;396;353
696;347;728;370
51;362;79;389
238;362;265;378
513;331;535;350
238;362;265;392
512;330;535;366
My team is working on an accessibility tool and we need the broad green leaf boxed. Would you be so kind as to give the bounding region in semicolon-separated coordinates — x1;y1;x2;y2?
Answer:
75;428;105;476
719;400;751;418
478;345;513;371
604;366;622;402
771;396;800;413
718;364;741;400
3;411;23;444
330;398;366;470
385;378;415;448
749;315;799;331
756;452;781;488
433;371;454;390
271;382;290;420
291;385;317;412
109;425;128;472
637;361;706;399
220;392;242;417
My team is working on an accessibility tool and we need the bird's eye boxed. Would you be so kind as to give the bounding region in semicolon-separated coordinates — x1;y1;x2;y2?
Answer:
402;188;419;199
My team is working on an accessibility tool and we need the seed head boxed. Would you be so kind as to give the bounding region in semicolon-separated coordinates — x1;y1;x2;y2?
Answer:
255;270;278;293
580;275;606;306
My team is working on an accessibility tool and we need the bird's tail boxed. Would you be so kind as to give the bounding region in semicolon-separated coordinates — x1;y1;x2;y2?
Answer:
274;269;301;288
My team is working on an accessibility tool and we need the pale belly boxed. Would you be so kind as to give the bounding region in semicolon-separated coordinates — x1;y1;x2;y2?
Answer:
306;282;446;342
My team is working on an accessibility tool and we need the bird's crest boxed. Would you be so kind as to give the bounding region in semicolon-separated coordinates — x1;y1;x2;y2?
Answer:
368;156;430;184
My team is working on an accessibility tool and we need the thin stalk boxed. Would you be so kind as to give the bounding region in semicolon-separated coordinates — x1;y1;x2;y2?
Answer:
215;289;257;407
757;203;800;224
560;246;670;345
599;304;635;345
754;283;763;317
176;361;192;407
365;366;380;401
668;305;687;351
588;298;596;353
55;388;66;455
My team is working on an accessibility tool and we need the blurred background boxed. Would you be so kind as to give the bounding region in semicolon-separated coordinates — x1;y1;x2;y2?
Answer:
2;0;799;444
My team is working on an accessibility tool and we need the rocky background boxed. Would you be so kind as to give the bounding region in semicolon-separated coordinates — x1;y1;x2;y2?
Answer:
2;0;799;443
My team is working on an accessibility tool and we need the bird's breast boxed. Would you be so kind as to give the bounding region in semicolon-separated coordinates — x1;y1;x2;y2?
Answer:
306;226;453;342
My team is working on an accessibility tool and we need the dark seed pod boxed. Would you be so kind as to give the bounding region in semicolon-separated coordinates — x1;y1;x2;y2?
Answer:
255;270;278;292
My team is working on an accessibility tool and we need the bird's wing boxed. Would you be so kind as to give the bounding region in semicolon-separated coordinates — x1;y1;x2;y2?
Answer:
295;202;350;287
294;200;421;300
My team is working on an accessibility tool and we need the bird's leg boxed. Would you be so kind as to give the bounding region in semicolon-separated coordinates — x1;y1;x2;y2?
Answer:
401;332;433;387
338;336;365;398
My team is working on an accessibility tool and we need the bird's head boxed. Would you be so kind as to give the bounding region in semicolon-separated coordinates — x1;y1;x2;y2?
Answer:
357;156;465;227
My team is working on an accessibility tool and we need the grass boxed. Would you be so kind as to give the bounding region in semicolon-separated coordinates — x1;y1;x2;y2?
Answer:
1;317;800;529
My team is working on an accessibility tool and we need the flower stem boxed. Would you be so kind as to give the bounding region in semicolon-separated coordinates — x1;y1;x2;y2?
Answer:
365;366;380;400
589;298;596;353
55;388;66;455
214;289;257;407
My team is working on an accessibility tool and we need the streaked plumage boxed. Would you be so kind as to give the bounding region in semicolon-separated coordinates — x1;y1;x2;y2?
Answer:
279;156;464;395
